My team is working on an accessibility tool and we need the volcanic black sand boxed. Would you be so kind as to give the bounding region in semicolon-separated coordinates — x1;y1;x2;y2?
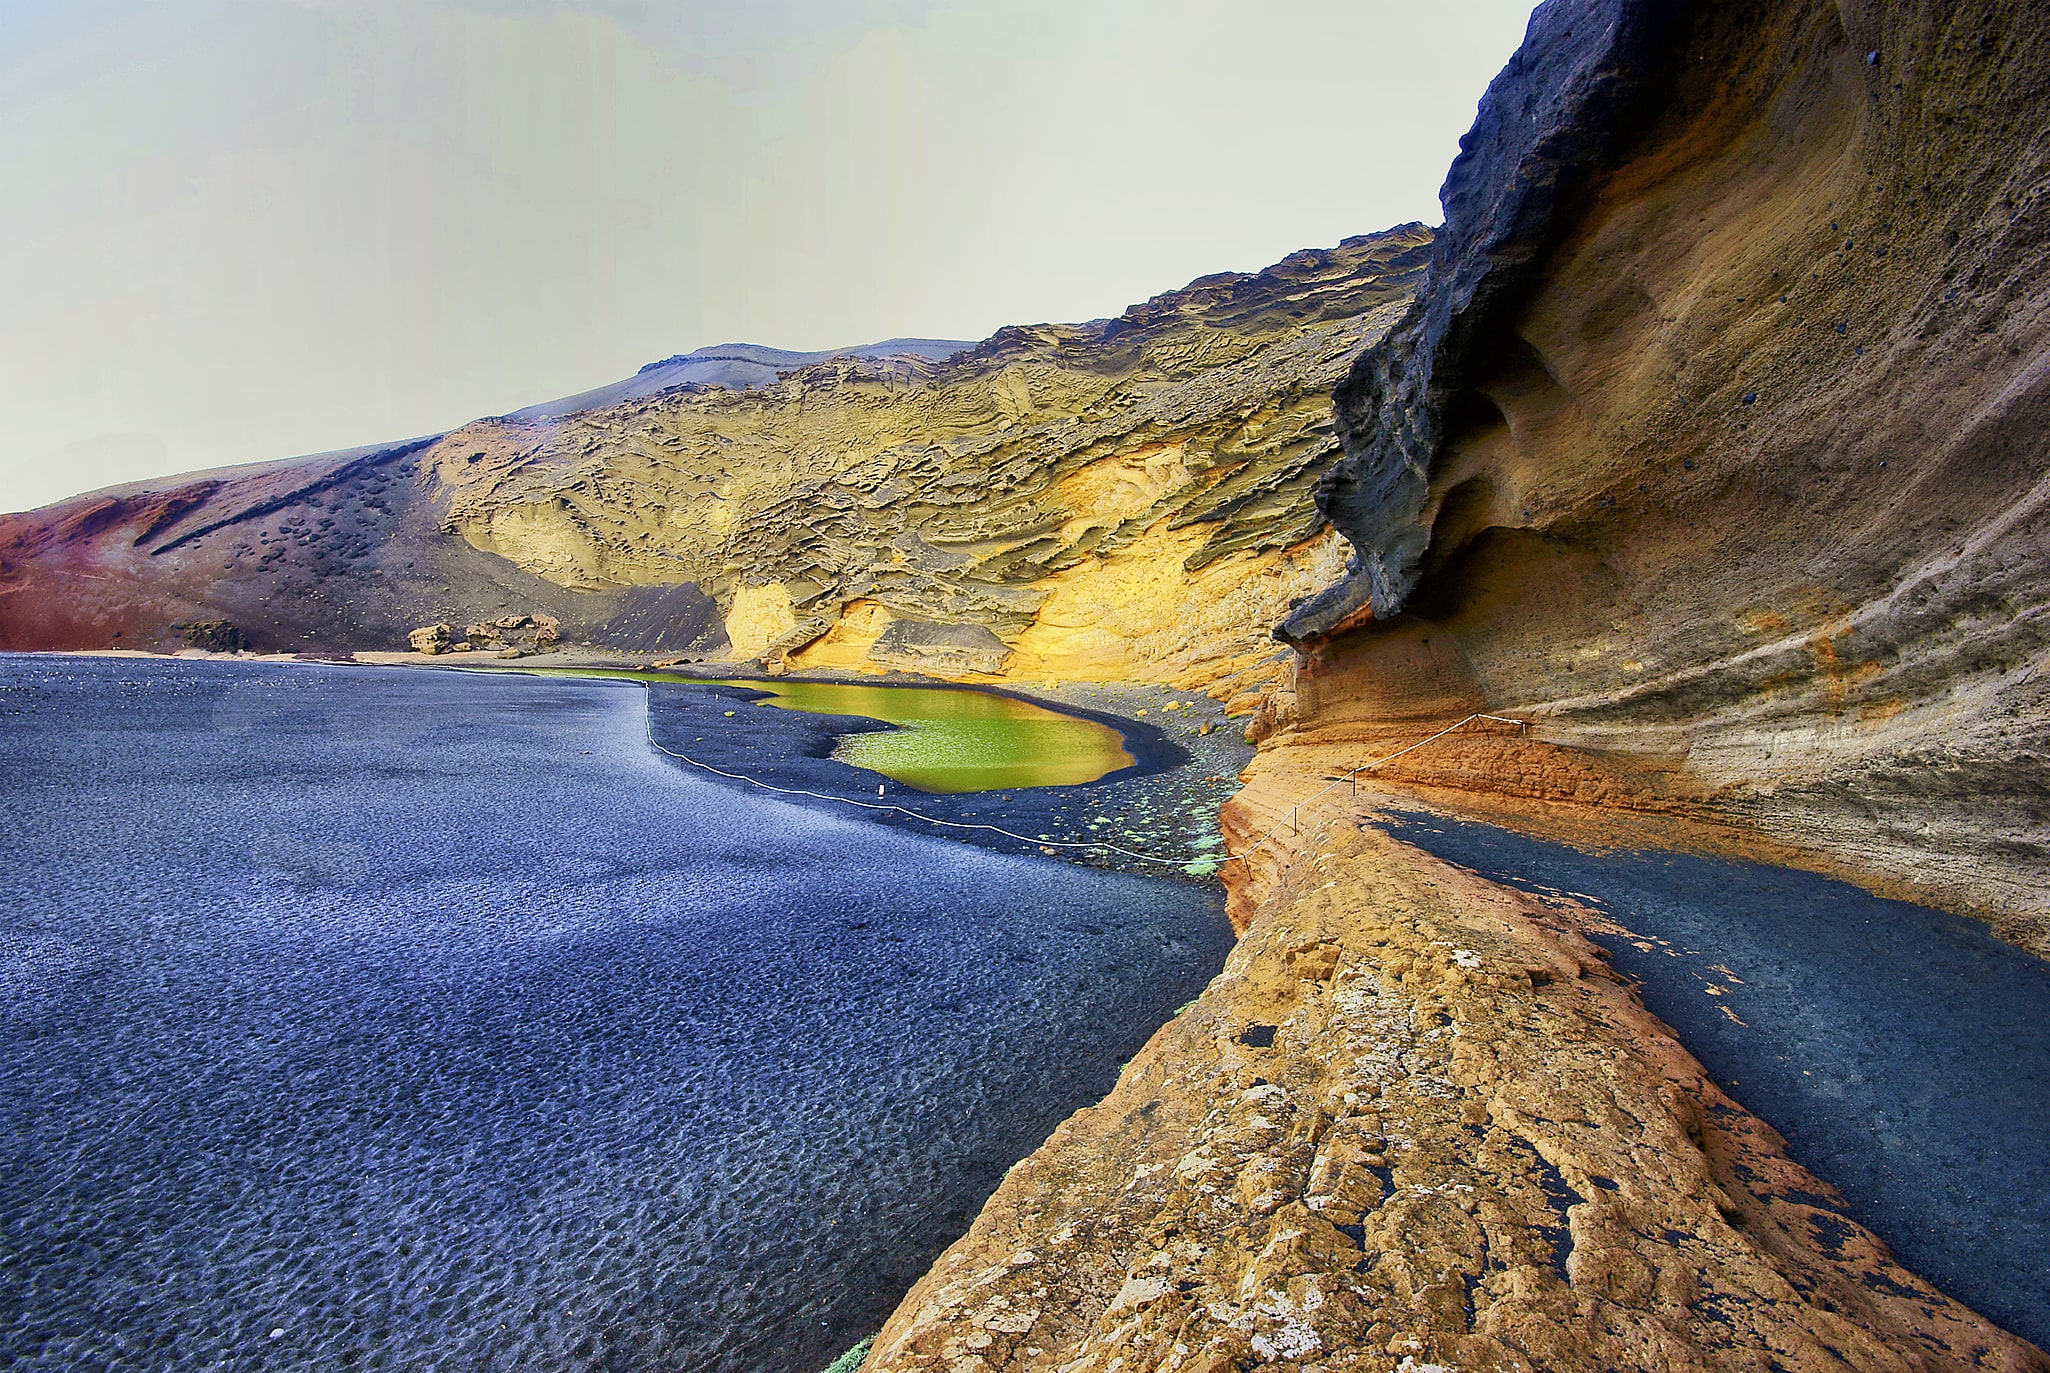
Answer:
630;674;1254;879
0;656;1233;1373
1373;807;2050;1351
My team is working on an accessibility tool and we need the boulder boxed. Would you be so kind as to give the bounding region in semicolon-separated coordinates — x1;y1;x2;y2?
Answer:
408;623;453;655
867;619;1010;676
174;619;248;654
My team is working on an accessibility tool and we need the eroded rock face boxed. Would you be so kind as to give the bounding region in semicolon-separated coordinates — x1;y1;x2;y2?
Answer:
0;232;1428;691
418;227;1430;689
864;5;2050;1367
174;619;248;654
865;821;2043;1372
0;442;728;658
1280;0;2050;949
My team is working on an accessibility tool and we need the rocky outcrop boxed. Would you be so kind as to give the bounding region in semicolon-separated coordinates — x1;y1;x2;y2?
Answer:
866;815;2044;1372
861;3;2050;1368
453;613;560;657
174;619;248;654
0;232;1428;694
406;614;561;657
420;227;1430;692
407;623;454;655
1274;0;2050;952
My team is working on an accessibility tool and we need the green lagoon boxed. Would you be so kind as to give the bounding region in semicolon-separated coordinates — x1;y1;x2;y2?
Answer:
493;668;1134;793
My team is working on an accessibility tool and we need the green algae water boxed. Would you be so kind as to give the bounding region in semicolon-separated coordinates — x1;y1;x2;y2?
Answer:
489;668;1133;793
743;679;1133;793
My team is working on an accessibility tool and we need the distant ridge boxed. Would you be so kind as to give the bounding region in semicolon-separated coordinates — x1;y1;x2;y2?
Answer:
0;227;1436;664
505;338;972;423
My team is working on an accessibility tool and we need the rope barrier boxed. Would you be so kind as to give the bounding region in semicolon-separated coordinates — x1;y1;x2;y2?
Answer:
637;685;1530;872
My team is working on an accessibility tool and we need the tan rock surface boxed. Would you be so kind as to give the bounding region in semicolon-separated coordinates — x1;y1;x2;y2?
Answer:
407;623;453;655
414;227;1431;690
866;817;2045;1373
865;10;2050;1364
0;231;1428;692
1279;0;2050;951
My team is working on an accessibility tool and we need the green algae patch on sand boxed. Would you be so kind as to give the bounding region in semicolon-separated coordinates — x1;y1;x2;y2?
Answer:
467;666;1134;794
721;679;1134;794
819;1338;873;1373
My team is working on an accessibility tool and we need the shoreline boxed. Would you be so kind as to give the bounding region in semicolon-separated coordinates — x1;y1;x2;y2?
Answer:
863;767;2050;1371
0;654;1236;1372
620;672;1251;880
11;649;2043;1368
4;647;1257;880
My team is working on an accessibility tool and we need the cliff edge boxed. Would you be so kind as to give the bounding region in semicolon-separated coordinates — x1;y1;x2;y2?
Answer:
0;230;1432;702
861;1;2050;1368
1274;0;2050;953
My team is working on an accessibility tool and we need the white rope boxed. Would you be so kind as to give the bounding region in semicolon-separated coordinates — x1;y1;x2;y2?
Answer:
636;684;1529;870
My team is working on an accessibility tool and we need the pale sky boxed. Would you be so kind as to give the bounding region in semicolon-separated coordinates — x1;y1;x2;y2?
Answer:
0;1;1537;513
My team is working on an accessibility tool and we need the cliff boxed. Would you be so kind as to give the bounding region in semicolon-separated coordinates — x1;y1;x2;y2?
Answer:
421;226;1427;693
6;2;2046;1365
0;229;1432;700
1268;0;2050;954
861;1;2050;1368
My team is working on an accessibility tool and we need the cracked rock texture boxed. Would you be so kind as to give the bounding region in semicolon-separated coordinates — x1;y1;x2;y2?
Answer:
1275;0;2050;952
863;3;2050;1369
421;226;1427;691
0;228;1429;700
864;819;2044;1373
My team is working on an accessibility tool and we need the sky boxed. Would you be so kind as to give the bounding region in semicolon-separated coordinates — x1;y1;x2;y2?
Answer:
0;0;1538;513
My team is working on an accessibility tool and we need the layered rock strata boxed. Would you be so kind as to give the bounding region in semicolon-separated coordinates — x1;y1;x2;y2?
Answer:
1273;0;2050;951
0;230;1430;700
421;227;1428;692
863;2;2050;1367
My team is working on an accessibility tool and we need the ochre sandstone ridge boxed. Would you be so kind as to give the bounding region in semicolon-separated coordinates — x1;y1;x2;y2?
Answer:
864;813;2045;1372
862;3;2050;1368
416;227;1428;692
0;230;1428;693
1274;0;2050;952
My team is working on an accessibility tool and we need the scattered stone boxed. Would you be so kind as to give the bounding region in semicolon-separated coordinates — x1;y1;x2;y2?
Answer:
407;623;453;655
